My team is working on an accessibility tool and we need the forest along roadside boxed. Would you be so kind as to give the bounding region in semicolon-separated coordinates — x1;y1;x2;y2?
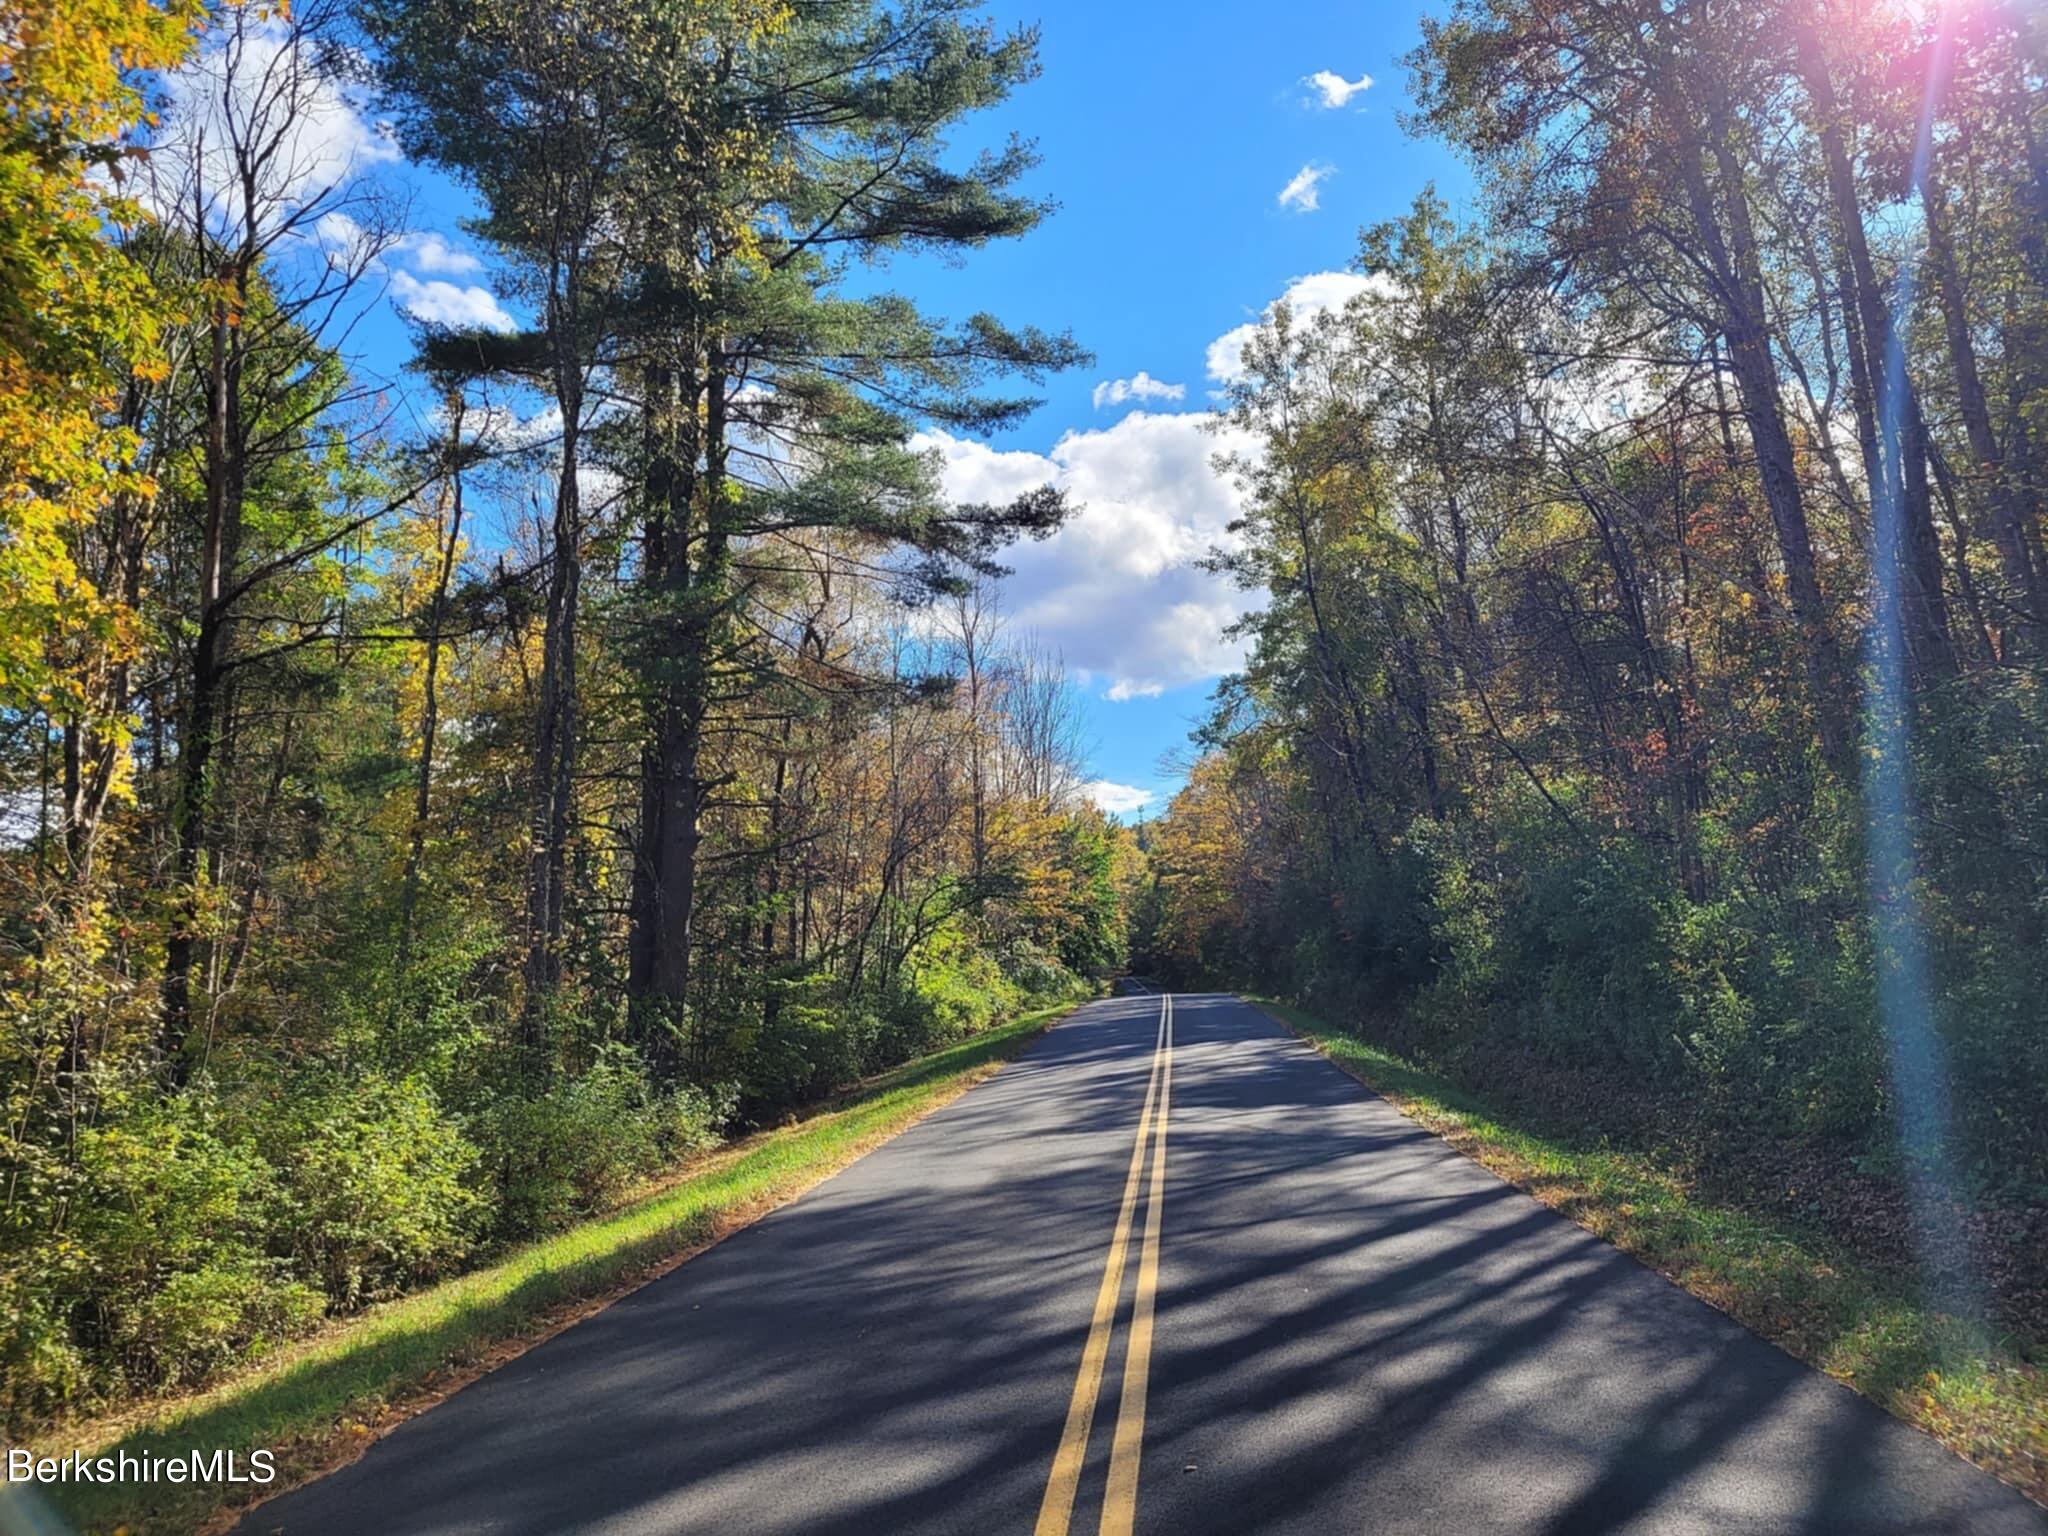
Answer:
38;996;1089;1536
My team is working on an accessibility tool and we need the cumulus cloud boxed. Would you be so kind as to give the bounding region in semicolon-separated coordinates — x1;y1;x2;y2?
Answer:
389;270;516;331
916;409;1256;700
1085;781;1156;816
1091;372;1186;411
448;399;563;451
1277;162;1334;214
312;217;497;321
314;210;363;247
1204;270;1391;384
914;271;1420;700
402;231;483;275
147;20;399;228
1303;69;1374;109
313;209;370;260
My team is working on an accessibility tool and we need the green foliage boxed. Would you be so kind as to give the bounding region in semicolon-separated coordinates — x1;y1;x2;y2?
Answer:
997;938;1079;1001
1148;23;2048;1342
474;1046;736;1241
737;939;1080;1115
892;932;1023;1056
239;1074;483;1309
1;1069;482;1426
0;0;1113;1451
740;1000;871;1113
50;1000;1074;1536
55;1099;322;1406
1046;817;1128;977
120;1259;326;1397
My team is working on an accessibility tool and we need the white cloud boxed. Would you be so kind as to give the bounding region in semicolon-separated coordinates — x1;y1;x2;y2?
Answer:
450;399;563;451
403;231;483;275
314;210;365;250
315;218;492;303
917;409;1255;700
147;19;400;228
1204;270;1390;384
915;269;1419;699
310;209;380;271
1091;372;1187;411
1277;162;1333;214
1303;69;1374;109
389;270;516;331
1085;780;1156;816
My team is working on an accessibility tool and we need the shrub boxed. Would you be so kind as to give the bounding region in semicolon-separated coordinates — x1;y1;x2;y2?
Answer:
68;1100;323;1392
741;1003;869;1112
661;1078;738;1159
1000;938;1077;1001
885;933;1020;1063
122;1257;325;1390
0;1250;92;1431
248;1074;483;1308
474;1045;729;1241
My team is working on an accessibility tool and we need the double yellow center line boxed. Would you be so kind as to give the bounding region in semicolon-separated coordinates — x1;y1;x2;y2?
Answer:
1036;992;1173;1536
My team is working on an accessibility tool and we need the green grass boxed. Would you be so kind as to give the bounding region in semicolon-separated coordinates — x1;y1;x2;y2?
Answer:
41;998;1082;1535
1250;996;2048;1507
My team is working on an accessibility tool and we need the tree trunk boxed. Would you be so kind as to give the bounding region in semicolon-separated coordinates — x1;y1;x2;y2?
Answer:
161;281;244;1080
1678;124;1853;765
631;347;730;1067
1794;21;1955;681
1923;163;2046;651
521;323;584;1044
398;404;468;978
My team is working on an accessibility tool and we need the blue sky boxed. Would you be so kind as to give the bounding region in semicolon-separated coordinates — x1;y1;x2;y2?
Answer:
889;0;1473;818
309;0;1474;821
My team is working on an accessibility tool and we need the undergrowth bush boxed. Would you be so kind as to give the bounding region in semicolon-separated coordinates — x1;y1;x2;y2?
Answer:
474;1045;736;1242
243;1073;483;1307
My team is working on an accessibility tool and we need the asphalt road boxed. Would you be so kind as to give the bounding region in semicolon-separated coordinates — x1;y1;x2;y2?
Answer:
240;993;2048;1535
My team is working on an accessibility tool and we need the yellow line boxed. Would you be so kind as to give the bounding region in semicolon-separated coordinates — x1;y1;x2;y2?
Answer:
1034;998;1169;1536
1101;993;1170;1536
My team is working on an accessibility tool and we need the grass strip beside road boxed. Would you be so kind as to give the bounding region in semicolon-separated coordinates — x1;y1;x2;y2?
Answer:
1251;996;2048;1509
40;998;1083;1536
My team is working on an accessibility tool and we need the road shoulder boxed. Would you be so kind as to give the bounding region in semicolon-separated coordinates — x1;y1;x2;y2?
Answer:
1248;994;2047;1511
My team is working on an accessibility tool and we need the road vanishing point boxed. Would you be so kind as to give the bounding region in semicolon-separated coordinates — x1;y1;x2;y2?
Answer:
243;993;2047;1535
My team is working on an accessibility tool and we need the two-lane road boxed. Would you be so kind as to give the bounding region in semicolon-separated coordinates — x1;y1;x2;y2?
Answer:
243;995;2048;1535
